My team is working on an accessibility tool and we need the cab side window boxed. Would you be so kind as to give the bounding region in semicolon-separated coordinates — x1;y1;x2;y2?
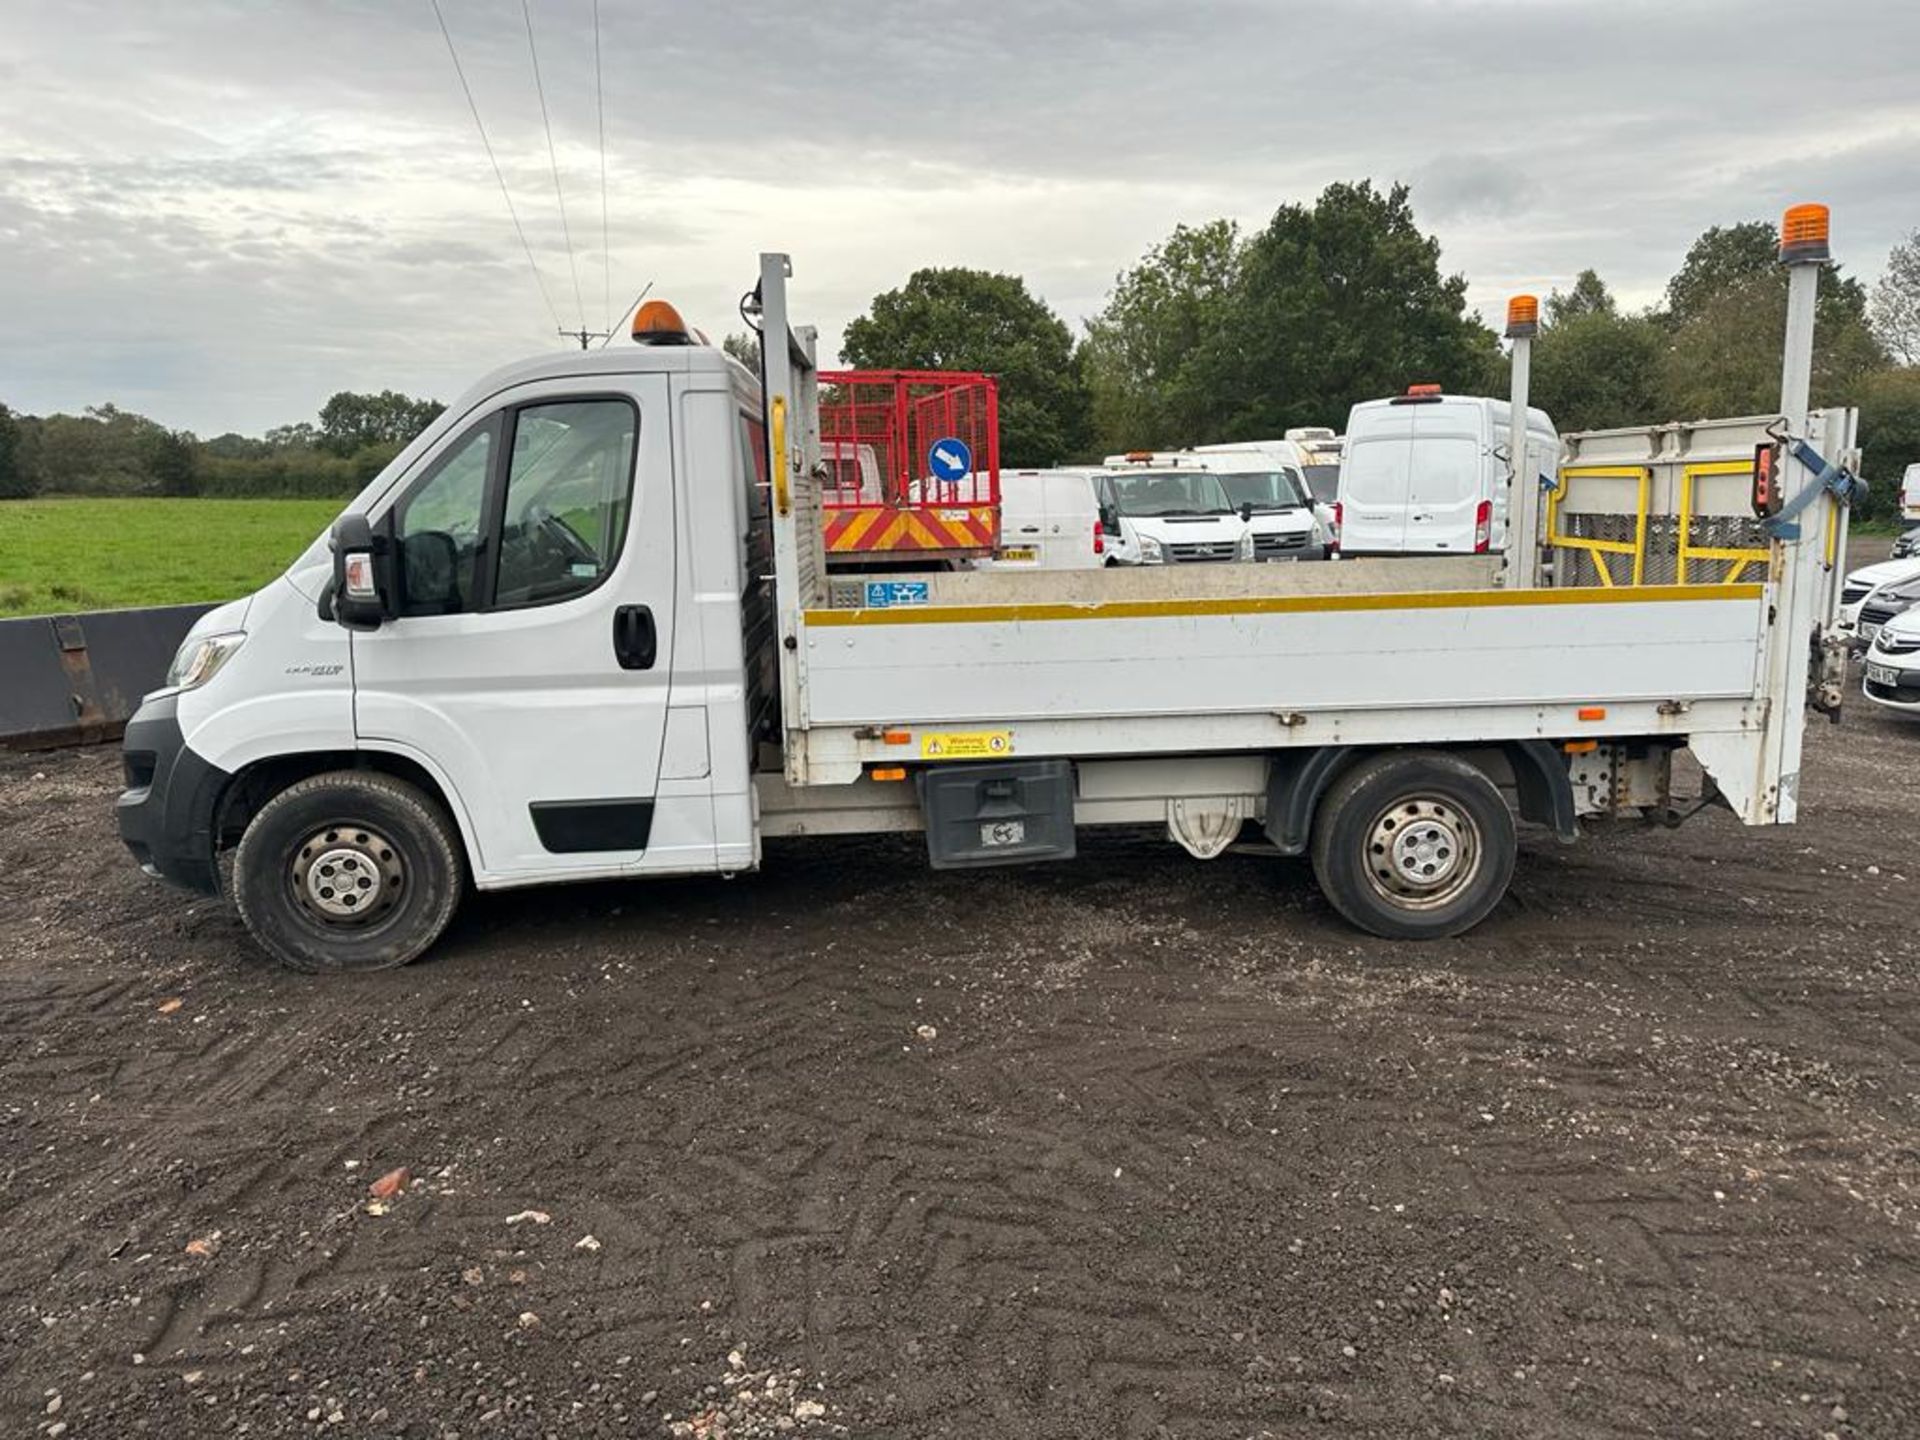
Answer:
494;400;638;610
394;420;496;616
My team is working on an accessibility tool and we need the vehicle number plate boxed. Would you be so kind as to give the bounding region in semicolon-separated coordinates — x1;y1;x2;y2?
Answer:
996;546;1038;562
980;819;1026;848
1868;664;1900;686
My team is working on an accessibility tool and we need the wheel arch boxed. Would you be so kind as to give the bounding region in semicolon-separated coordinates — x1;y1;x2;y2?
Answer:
1263;740;1576;855
214;747;478;872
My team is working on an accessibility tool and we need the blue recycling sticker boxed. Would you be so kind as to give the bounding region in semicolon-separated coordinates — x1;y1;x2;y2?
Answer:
927;438;973;483
863;580;930;609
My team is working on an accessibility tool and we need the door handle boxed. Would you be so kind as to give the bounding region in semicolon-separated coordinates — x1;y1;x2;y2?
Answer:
613;604;657;671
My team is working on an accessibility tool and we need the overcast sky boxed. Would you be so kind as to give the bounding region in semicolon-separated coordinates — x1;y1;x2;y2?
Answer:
1;0;1915;435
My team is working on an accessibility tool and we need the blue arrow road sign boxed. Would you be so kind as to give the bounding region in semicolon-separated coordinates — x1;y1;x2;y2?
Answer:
927;437;973;483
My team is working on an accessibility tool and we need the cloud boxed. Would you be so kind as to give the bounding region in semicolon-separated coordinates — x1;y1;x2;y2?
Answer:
1;0;1916;433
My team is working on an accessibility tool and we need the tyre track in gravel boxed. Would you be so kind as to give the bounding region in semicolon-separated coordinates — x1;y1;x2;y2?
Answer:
2;696;1919;1436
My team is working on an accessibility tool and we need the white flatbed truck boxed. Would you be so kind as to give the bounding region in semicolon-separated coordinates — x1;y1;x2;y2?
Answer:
118;211;1859;971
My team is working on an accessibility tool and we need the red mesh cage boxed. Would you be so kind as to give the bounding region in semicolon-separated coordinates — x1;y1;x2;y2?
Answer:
817;370;1001;557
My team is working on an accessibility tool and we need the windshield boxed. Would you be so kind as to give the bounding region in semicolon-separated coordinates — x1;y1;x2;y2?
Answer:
1301;464;1340;504
1102;470;1234;517
1212;469;1310;513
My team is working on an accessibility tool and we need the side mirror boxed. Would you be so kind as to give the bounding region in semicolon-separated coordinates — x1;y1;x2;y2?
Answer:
330;513;392;629
1099;505;1121;535
1239;501;1255;522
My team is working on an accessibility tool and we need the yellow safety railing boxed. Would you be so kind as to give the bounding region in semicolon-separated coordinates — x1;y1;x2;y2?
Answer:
1677;461;1769;584
1547;466;1651;587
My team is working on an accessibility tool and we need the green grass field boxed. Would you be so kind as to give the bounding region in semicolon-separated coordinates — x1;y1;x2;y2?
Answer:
0;498;342;618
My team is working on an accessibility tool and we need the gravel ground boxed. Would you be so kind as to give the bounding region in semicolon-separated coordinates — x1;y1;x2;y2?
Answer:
4;604;1920;1437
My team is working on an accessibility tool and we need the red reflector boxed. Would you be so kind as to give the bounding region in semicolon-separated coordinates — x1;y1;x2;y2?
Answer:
1093;519;1104;556
1752;442;1782;517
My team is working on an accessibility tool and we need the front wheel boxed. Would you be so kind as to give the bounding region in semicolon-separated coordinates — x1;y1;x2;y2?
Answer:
233;770;465;973
1309;752;1516;940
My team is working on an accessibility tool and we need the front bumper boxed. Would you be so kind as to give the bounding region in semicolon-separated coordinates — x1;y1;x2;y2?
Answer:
117;693;229;894
1862;658;1920;713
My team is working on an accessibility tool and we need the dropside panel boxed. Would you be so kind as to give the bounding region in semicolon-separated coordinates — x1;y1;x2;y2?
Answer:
798;588;1766;728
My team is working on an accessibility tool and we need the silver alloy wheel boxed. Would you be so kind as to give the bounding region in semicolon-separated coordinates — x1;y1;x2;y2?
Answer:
291;825;405;925
1362;795;1482;912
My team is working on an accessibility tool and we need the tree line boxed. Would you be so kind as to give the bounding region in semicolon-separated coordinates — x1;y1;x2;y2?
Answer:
5;180;1917;521
830;182;1920;522
0;390;445;501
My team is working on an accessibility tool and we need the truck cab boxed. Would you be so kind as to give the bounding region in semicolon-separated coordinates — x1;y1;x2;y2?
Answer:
119;300;774;968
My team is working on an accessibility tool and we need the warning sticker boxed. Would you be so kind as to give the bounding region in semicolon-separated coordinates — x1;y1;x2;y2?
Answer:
919;730;1013;760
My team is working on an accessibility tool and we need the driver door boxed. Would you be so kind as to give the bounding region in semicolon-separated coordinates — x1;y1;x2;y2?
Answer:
351;374;678;881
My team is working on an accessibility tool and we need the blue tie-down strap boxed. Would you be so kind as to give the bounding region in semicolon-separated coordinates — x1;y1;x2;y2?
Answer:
1763;438;1867;540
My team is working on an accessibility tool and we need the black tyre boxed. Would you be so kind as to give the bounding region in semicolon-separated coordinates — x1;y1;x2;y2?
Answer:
1309;751;1516;940
232;770;464;973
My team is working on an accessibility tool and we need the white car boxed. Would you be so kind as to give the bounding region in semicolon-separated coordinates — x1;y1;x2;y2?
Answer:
1854;572;1920;653
1863;605;1920;716
1838;557;1920;646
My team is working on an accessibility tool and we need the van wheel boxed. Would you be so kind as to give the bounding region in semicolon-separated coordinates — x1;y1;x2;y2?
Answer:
1309;752;1515;940
233;770;464;973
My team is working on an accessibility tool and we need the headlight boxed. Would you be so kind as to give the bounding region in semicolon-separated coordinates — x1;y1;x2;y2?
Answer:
165;632;246;692
1139;535;1165;563
1311;520;1329;546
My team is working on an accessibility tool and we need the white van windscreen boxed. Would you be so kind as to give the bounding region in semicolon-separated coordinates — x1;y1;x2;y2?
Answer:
1105;470;1234;516
1342;440;1412;505
1213;470;1310;513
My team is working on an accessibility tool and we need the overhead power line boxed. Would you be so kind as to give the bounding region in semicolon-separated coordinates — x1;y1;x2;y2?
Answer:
522;0;585;333
427;0;563;331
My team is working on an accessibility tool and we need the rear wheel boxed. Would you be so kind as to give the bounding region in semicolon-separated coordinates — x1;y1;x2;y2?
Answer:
233;770;464;973
1309;752;1516;940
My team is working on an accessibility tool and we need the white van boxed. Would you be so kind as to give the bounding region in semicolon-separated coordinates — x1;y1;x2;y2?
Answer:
1105;450;1323;560
1189;437;1341;542
973;467;1104;571
1092;462;1255;565
1284;428;1345;522
1338;388;1559;556
1903;462;1920;521
1181;449;1327;560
